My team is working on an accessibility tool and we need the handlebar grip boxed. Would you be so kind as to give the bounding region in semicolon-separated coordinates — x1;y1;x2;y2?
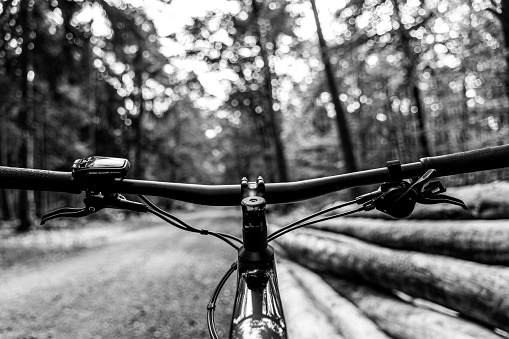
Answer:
0;166;80;194
420;144;509;177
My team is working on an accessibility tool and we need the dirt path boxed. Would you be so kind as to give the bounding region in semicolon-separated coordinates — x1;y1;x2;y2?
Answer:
0;208;242;339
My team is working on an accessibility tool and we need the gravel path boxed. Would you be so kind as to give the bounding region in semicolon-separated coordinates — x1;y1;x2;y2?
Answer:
0;208;242;339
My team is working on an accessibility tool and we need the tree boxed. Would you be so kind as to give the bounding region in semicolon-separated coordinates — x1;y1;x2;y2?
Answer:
15;0;36;232
176;0;298;182
0;0;174;227
486;0;509;103
391;0;432;157
310;0;358;173
251;0;289;181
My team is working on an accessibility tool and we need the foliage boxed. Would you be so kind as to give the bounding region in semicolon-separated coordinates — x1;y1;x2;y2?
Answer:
0;0;508;226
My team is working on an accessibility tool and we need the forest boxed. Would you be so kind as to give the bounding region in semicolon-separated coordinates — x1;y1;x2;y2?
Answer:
0;0;508;232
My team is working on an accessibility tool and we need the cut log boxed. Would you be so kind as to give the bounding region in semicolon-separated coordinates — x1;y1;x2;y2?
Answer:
275;228;509;332
322;276;503;339
276;262;344;339
309;218;509;266
281;261;392;339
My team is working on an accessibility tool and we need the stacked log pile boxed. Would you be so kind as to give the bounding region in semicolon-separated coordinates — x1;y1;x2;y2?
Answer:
272;216;509;339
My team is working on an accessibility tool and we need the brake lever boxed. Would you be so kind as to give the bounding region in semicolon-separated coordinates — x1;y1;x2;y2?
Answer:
418;194;468;209
41;193;148;225
41;207;94;225
358;167;468;218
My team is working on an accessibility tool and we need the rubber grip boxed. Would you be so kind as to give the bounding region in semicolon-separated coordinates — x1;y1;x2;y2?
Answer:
420;144;509;177
0;166;81;193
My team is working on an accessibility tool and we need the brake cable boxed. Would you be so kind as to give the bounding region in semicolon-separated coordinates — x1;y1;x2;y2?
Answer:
207;262;237;339
269;163;467;242
139;195;243;250
268;204;366;242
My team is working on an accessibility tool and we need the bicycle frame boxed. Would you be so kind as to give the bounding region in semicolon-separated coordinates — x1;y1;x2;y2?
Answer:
229;177;287;339
231;258;286;339
2;144;509;339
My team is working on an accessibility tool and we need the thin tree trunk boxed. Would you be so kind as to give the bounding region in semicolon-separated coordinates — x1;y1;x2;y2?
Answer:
131;63;144;178
132;41;146;179
392;0;432;157
258;117;276;182
133;102;145;178
16;1;36;232
0;107;13;221
385;89;403;162
252;0;289;182
457;69;470;150
412;84;431;156
504;0;509;113
86;43;97;155
275;228;509;332
488;0;509;106
310;0;357;174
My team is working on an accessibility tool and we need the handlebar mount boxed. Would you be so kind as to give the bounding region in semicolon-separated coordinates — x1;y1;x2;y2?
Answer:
360;162;468;218
41;156;148;224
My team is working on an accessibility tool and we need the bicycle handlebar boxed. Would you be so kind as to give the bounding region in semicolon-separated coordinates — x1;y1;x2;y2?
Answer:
1;144;508;205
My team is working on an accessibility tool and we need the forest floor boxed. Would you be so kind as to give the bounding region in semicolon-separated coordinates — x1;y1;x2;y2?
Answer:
0;208;242;339
1;196;508;339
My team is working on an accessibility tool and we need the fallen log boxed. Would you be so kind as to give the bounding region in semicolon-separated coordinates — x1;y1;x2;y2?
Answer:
281;261;392;339
309;218;509;266
275;228;509;332
276;263;344;339
322;276;503;339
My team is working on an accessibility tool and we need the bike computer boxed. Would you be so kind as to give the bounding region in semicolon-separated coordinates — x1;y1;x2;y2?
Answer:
72;156;130;181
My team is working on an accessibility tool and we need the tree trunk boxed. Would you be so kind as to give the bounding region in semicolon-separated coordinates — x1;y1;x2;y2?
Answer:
0;107;13;221
490;0;509;106
323;276;502;339
385;88;404;162
133;105;145;178
458;69;470;150
275;228;509;332
310;0;357;174
249;104;275;182
504;0;509;109
16;1;36;232
277;263;344;339
310;218;509;265
86;43;98;155
132;46;146;179
282;261;391;339
252;0;289;182
412;84;431;156
0;26;12;222
392;0;432;157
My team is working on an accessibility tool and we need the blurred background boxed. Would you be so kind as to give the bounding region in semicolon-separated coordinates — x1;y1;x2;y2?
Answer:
2;2;509;338
0;0;508;231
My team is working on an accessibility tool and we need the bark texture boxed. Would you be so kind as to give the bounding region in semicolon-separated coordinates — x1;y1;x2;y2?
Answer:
277;263;344;339
311;218;509;265
275;228;509;332
324;276;503;339
282;261;391;339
